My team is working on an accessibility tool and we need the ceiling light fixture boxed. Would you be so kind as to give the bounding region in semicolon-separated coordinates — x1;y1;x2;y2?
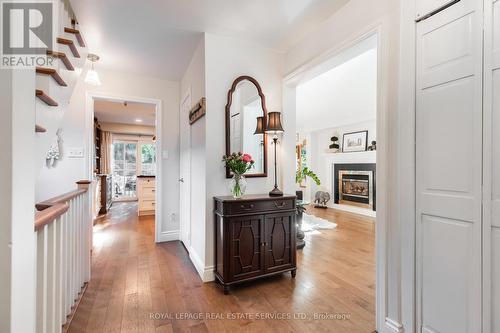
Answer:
85;53;101;86
135;118;143;123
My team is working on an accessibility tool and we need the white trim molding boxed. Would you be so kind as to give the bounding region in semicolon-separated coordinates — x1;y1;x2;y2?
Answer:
189;250;215;282
385;317;404;333
157;230;180;243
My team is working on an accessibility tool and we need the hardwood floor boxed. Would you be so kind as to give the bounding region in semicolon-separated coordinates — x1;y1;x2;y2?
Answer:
68;202;375;333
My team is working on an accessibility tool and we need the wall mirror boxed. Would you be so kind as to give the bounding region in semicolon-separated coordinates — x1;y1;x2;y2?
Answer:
225;76;268;178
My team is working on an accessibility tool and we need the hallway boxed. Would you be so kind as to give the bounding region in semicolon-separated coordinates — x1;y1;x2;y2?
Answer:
68;202;375;333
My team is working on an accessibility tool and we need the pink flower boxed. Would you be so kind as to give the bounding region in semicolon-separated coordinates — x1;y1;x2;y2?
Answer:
242;154;252;163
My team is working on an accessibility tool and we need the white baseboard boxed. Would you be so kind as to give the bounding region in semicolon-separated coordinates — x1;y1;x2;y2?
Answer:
385;317;404;333
189;249;215;282
156;230;179;243
331;203;376;218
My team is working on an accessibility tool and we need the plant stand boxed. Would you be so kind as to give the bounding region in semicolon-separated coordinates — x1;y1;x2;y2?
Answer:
296;200;308;249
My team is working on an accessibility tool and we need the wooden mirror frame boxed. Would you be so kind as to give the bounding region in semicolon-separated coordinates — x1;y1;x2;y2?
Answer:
225;75;268;178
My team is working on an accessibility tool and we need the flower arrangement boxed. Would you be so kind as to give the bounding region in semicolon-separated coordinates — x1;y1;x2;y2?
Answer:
222;152;254;198
223;152;254;175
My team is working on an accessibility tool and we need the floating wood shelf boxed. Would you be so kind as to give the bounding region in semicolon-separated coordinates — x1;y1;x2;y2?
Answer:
35;89;58;106
46;50;74;71
36;67;67;86
64;27;85;47
57;37;80;58
35;124;46;133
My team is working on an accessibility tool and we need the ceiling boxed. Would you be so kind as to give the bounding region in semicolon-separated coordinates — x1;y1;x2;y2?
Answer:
94;99;156;126
296;35;377;133
70;0;349;80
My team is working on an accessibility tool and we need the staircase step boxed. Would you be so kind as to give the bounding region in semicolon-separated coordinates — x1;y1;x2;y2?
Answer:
35;125;47;133
57;37;80;58
35;89;58;106
46;50;74;71
64;27;85;47
36;67;67;86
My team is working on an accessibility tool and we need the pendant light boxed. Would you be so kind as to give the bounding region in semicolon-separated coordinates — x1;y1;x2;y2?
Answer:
85;53;101;86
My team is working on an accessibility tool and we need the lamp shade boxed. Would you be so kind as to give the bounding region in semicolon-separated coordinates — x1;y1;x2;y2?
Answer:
254;116;265;134
85;68;101;86
265;112;284;134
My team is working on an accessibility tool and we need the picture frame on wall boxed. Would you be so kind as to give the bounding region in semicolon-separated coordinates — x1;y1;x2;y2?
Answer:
342;130;368;152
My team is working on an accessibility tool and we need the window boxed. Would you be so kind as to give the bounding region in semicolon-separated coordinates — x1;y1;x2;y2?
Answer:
112;141;137;199
139;143;156;176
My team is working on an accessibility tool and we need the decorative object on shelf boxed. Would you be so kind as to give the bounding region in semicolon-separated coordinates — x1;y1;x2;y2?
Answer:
189;97;206;125
314;191;331;208
368;140;377;151
46;128;63;168
266;111;284;196
296;167;321;186
342;130;368;152
222;152;254;198
329;136;340;151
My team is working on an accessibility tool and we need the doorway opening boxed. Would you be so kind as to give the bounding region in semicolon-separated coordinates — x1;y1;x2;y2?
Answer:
285;31;381;332
86;94;163;242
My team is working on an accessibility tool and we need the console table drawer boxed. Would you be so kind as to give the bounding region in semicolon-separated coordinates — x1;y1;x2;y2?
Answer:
227;198;294;215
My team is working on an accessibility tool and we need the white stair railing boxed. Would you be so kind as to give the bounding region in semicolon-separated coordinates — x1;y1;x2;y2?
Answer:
34;180;92;333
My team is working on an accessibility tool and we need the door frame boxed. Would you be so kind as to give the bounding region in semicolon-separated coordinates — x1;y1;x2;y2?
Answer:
283;27;389;332
84;92;163;242
179;88;192;251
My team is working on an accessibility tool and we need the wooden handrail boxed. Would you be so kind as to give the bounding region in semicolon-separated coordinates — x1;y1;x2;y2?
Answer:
35;188;87;211
35;203;69;231
34;180;91;229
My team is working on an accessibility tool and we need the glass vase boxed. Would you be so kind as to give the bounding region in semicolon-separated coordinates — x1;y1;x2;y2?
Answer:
229;173;247;199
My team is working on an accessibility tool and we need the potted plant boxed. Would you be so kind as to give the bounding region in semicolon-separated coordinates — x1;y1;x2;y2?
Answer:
296;167;321;186
222;152;254;198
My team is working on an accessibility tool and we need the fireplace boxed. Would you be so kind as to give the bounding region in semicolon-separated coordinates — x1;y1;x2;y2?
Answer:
333;163;376;211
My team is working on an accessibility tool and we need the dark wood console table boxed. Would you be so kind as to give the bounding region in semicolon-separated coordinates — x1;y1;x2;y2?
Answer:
214;194;297;294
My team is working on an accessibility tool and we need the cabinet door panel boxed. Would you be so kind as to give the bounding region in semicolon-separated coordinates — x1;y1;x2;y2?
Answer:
229;215;265;281
264;212;295;273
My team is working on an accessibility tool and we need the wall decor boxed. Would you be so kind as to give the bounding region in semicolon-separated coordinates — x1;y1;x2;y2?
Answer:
342;130;368;152
189;97;206;125
46;128;63;168
225;76;268;178
368;140;377;151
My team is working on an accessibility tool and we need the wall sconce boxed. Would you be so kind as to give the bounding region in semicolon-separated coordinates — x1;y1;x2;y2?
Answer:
85;53;101;86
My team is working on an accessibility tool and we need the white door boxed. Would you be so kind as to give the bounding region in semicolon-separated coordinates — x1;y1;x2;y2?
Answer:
179;92;191;250
416;0;483;332
483;0;500;332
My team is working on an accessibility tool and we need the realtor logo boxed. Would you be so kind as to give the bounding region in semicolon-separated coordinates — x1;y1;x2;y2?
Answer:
2;2;52;54
1;1;55;68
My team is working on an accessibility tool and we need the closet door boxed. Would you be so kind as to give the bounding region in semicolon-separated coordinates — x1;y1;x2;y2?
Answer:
416;0;483;332
484;0;500;332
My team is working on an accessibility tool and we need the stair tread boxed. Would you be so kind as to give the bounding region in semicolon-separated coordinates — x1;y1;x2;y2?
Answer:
36;66;67;86
57;37;80;58
35;89;58;106
35;124;46;133
46;50;74;71
64;27;85;47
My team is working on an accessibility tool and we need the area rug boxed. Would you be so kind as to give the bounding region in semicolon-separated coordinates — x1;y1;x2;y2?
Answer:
301;213;337;232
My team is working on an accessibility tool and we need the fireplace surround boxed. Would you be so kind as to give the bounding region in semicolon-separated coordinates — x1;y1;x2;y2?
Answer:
333;163;376;211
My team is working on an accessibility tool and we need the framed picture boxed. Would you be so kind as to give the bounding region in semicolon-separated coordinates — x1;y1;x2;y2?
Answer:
342;130;368;152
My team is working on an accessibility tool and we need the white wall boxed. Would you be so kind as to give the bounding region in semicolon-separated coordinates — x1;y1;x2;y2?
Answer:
180;37;207;273
301;119;376;201
36;68;180;239
199;33;284;280
0;69;37;333
283;0;401;331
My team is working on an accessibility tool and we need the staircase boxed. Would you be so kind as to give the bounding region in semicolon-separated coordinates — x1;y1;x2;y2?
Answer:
35;0;88;176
